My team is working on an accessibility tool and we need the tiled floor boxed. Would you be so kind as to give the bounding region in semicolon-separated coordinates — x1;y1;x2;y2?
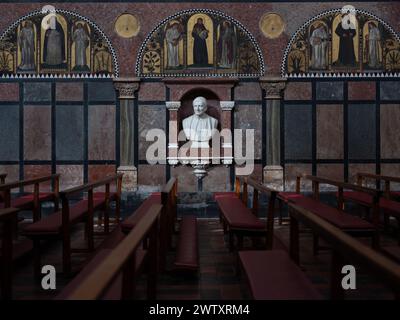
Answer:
8;215;399;300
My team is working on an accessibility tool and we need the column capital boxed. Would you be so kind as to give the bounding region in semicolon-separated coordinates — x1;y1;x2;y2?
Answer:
113;77;140;99
259;77;287;99
166;101;181;111
220;101;235;111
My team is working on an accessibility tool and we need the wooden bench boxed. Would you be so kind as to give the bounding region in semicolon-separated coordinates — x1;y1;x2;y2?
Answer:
288;203;400;299
60;204;162;300
289;175;380;252
121;177;177;271
239;202;400;300
23;174;123;277
0;207;20;300
174;215;198;271
0;173;7;203
341;172;400;240
215;176;279;251
0;174;60;222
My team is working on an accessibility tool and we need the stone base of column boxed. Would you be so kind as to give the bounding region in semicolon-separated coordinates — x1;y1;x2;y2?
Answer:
263;165;284;191
117;165;138;192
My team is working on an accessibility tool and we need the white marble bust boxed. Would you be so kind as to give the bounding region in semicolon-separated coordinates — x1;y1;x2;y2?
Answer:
182;96;218;148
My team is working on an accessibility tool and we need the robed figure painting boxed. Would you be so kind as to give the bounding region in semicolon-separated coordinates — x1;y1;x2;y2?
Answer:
18;21;35;71
192;18;209;66
334;21;357;67
43;17;66;67
217;21;236;69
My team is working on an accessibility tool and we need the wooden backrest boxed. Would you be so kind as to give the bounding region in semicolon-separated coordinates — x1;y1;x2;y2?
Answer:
64;204;163;300
234;175;279;249
0;174;60;210
246;177;279;249
356;172;400;198
0;207;19;300
59;173;123;226
0;173;6;184
289;202;400;299
297;174;382;225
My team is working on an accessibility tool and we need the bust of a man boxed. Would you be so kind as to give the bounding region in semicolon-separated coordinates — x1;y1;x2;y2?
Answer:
182;96;218;148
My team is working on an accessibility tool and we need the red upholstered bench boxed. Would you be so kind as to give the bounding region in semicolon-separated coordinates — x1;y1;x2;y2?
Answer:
290;196;378;250
215;176;279;251
24;199;104;235
0;174;60;222
239;250;322;300
23;174;123;277
174;215;198;271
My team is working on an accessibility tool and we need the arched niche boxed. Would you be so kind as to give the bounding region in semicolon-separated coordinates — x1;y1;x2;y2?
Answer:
282;8;400;78
0;9;118;78
136;9;265;78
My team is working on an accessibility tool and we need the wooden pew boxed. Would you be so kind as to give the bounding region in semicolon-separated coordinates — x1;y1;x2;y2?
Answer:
289;175;381;251
288;203;400;299
0;207;20;300
23;174;123;277
121;177;177;271
215;176;279;251
0;174;60;222
61;204;162;300
342;172;400;238
238;202;400;300
57;179;176;299
0;173;7;203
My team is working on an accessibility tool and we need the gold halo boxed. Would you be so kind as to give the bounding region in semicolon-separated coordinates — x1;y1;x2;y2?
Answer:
259;13;285;39
114;13;140;38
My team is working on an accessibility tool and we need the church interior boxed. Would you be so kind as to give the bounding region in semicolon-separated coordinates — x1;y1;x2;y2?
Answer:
0;0;400;301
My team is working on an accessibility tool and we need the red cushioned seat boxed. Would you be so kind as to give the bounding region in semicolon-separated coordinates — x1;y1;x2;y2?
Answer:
0;192;55;209
55;248;147;300
213;192;238;200
341;191;373;207
291;197;374;230
175;216;198;270
379;198;400;219
23;199;104;235
121;193;161;233
278;192;305;203
216;197;264;229
239;250;322;300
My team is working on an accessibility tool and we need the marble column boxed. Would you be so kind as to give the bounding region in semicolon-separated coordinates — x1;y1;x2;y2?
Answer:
113;78;140;191
259;77;287;190
220;101;235;165
166;101;181;166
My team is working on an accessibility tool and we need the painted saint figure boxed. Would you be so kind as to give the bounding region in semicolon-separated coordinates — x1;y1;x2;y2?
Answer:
72;23;90;70
192;18;209;66
217;21;236;69
182;97;218;148
43;16;65;66
18;21;35;71
335;19;357;66
165;22;183;68
310;23;328;69
365;22;381;68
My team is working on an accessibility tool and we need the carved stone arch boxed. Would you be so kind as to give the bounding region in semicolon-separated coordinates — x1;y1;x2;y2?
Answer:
282;8;400;78
136;8;265;78
0;8;119;78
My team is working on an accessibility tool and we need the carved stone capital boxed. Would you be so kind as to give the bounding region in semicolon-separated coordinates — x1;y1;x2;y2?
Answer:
113;77;140;99
166;101;181;111
259;77;287;99
220;101;235;111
